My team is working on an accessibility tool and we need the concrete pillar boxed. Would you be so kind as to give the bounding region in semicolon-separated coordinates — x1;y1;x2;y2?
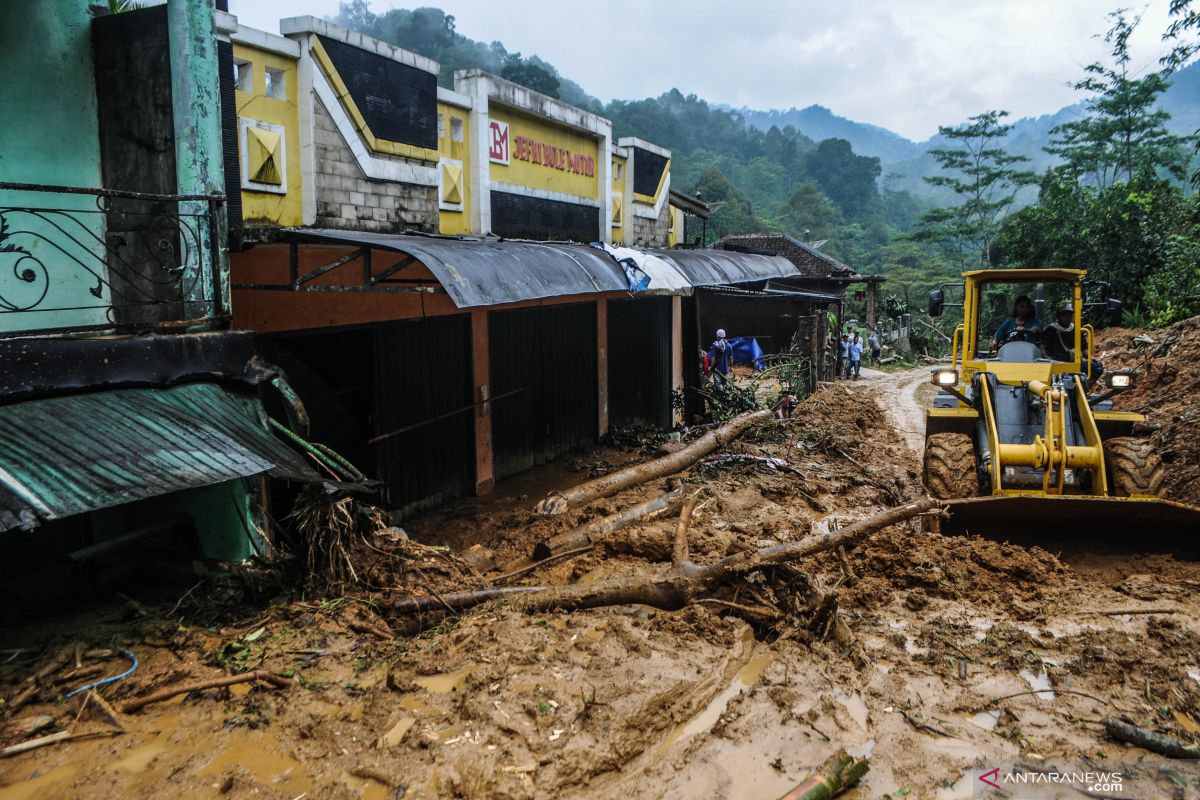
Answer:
597;300;609;438
168;0;227;314
471;309;494;495
865;280;878;327
671;295;683;426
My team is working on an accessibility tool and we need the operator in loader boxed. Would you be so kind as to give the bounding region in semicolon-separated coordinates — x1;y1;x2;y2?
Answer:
1041;304;1104;384
989;295;1042;352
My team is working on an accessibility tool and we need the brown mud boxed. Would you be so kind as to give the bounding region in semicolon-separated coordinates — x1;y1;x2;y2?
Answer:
3;362;1200;799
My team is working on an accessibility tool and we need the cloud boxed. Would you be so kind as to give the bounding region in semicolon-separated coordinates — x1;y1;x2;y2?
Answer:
229;0;1180;140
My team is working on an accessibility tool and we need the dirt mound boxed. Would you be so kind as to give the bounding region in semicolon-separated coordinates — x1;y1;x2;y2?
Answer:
839;527;1070;612
1095;316;1200;504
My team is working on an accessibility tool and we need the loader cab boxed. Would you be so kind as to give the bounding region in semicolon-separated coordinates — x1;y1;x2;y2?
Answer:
931;269;1097;390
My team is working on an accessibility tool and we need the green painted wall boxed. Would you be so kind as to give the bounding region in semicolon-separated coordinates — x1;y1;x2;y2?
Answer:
0;0;109;333
92;479;264;562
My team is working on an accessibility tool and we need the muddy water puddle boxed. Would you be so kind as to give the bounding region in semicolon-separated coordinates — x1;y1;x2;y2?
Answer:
414;666;472;694
656;651;773;755
0;763;80;800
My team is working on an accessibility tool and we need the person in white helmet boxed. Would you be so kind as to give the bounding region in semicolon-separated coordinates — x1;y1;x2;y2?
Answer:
707;328;733;385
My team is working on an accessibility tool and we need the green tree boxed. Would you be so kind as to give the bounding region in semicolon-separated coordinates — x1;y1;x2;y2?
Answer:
776;182;843;240
692;168;763;244
1165;0;1200;185
997;171;1199;316
500;55;560;98
1048;11;1189;187
803;138;881;219
912;110;1036;267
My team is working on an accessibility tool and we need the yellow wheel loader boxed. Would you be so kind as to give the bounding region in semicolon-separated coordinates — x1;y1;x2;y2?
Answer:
923;268;1200;537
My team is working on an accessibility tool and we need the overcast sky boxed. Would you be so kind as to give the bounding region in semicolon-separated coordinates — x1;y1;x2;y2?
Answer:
230;0;1179;141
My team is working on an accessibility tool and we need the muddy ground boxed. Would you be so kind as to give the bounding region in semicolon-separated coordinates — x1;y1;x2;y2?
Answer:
3;360;1200;800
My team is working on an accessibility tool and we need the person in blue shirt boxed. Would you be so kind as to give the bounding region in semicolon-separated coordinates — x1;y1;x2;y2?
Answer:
707;328;733;385
848;333;864;380
990;295;1042;351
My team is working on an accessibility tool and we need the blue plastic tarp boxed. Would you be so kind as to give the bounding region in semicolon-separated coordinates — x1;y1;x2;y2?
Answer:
729;337;766;369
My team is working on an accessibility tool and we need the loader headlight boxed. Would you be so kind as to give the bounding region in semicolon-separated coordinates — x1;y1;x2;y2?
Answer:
1110;371;1133;389
932;369;959;387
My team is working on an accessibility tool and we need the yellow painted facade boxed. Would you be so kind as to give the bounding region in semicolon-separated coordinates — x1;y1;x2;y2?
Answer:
309;37;440;164
668;206;684;247
437;102;472;235
233;43;303;227
488;106;599;201
610;154;626;244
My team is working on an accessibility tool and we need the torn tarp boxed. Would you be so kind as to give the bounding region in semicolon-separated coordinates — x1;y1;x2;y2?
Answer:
593;243;692;295
0;382;320;532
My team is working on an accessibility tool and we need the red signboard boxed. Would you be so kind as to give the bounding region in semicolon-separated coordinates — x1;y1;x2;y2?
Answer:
489;120;509;165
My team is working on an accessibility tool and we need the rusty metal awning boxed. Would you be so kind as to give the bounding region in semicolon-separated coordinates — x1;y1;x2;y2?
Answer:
647;248;801;288
283;230;642;308
0;383;318;532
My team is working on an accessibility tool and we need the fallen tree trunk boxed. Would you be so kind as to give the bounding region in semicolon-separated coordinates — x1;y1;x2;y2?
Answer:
531;489;684;561
534;409;775;515
391;499;937;620
1103;717;1200;759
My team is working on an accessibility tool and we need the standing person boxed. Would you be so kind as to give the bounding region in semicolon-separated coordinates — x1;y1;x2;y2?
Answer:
848;333;864;380
707;328;733;386
837;334;849;380
868;330;882;363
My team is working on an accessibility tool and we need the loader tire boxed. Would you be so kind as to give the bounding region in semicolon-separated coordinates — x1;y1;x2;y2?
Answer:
923;433;978;500
1104;437;1165;497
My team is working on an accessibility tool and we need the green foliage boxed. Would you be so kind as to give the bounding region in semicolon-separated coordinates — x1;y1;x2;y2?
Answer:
500;54;560;98
691;168;764;244
912;111;1037;267
775;182;842;241
998;172;1200;320
803;138;881;219
335;3;597;108
1165;1;1200;187
1048;11;1189;187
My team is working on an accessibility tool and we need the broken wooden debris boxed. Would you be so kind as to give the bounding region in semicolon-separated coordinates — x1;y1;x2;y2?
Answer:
4;646;76;717
1103;716;1200;759
534;408;775;515
777;749;869;800
121;670;292;713
701;453;803;475
0;728;123;759
391;499;938;625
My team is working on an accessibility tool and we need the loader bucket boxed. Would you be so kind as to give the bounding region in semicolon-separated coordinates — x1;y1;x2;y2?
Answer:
936;495;1200;557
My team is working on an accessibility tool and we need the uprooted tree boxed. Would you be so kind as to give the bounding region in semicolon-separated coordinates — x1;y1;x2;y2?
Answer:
389;498;940;632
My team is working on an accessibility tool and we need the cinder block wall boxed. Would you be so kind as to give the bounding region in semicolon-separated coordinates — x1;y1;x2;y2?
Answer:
313;97;437;233
631;200;670;248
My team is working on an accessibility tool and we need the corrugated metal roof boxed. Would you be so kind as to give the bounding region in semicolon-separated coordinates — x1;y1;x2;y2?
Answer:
648;248;801;287
0;383;318;532
701;284;842;303
286;230;648;308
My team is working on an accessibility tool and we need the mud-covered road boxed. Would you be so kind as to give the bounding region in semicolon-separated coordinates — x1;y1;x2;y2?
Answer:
3;368;1200;800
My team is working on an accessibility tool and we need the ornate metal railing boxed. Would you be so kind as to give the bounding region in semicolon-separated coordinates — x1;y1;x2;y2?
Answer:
0;182;227;337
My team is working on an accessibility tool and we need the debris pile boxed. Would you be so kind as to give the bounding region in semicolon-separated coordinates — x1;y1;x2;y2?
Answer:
1096;315;1200;503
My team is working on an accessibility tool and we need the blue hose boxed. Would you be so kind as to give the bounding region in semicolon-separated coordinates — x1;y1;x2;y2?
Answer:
65;650;138;698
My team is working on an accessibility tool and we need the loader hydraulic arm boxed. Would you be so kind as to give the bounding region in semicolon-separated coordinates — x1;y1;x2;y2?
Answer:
979;377;1107;496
